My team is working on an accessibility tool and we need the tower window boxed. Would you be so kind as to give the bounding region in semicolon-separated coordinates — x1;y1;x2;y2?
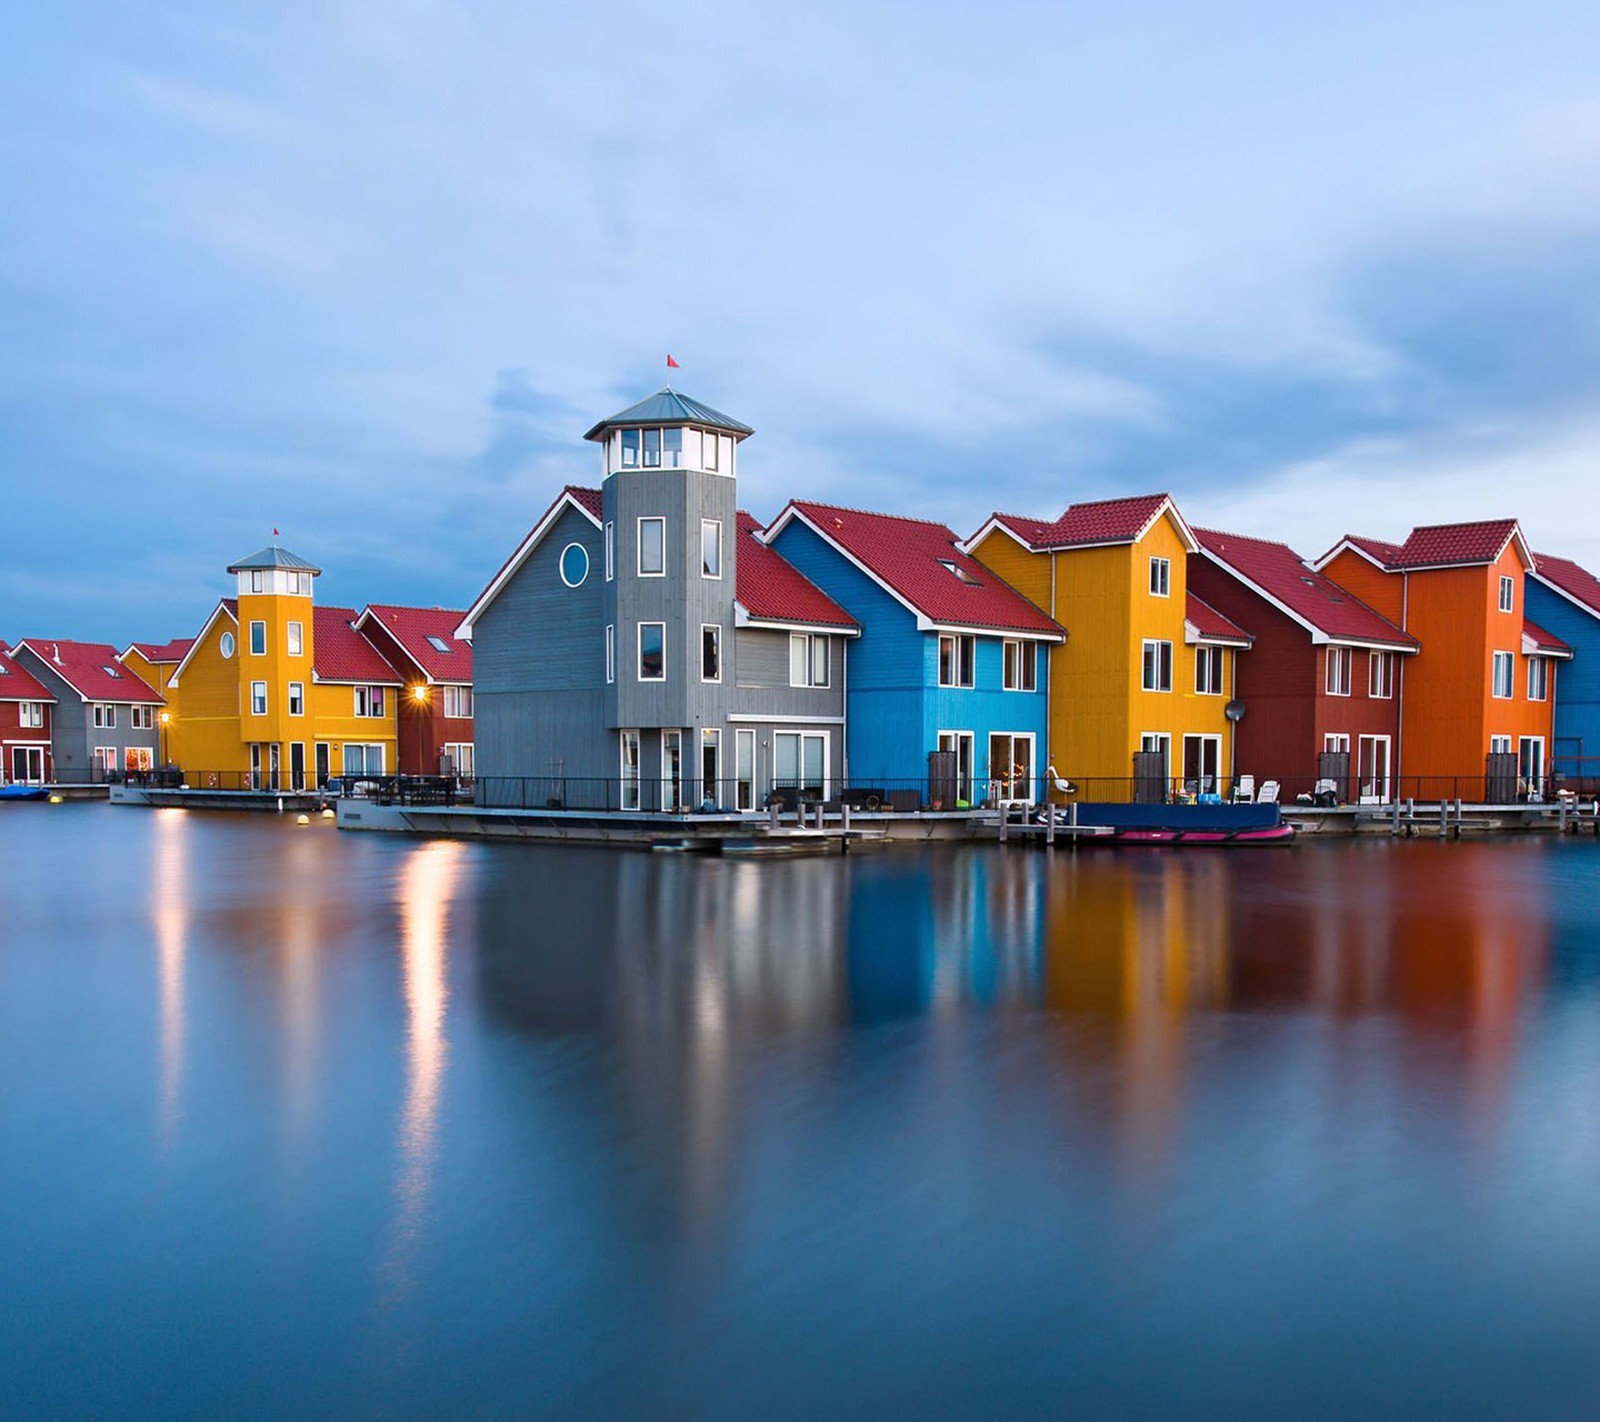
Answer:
643;428;661;467
702;519;722;579
638;517;665;576
249;621;266;656
287;621;303;656
704;429;718;470
622;429;640;467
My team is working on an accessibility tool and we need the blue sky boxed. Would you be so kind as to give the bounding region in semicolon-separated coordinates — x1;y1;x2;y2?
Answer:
6;0;1600;639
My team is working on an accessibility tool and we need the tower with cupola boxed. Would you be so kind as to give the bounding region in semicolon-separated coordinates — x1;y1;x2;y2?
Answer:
227;545;320;782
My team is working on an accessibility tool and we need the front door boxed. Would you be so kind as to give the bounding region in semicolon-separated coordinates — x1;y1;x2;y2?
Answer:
661;730;683;813
700;729;720;809
315;742;330;789
1357;735;1391;803
938;731;975;804
290;742;306;791
9;746;45;784
1519;737;1545;799
250;743;262;791
1182;734;1221;797
988;733;1035;805
268;743;281;791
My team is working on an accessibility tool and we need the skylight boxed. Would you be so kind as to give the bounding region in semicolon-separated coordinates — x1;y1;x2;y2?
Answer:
102;666;121;677
426;635;452;653
938;559;982;586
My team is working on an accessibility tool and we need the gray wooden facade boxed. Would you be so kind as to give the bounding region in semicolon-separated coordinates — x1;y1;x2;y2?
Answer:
11;646;162;783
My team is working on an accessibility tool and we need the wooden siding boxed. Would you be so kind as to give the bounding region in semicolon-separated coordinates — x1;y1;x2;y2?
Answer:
1526;578;1600;771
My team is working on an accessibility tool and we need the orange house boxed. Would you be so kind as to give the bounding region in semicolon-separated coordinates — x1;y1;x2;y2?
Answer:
1316;520;1571;796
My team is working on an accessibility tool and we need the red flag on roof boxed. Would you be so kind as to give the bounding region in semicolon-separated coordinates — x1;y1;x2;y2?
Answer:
273;527;280;535
666;354;680;369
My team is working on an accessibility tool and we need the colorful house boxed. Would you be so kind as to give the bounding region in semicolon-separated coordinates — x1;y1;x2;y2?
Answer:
8;639;164;781
1188;528;1418;802
353;606;474;777
1525;553;1600;783
118;638;194;709
963;495;1249;800
1316;520;1571;797
460;391;860;811
162;546;404;787
765;500;1062;804
0;641;57;785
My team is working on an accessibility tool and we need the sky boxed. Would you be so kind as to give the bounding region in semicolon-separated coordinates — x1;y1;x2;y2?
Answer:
6;0;1600;640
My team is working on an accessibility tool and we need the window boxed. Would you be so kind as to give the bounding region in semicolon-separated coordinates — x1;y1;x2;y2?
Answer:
937;730;976;804
1324;733;1351;754
661;729;683;811
605;625;615;684
605;522;615;581
560;542;589;587
443;743;474;778
702;519;722;579
1149;556;1171;597
639;622;666;680
1529;657;1549;701
735;729;755;810
1195;645;1224;695
288;682;305;716
938;634;976;688
622;429;640;467
774;731;827;798
251;681;267;715
1492;651;1514;699
790;634;830;688
426;635;451;654
249;621;266;656
131;706;154;730
354;685;386;717
93;704;116;729
440;685;469;719
342;744;385;776
1141;640;1173;692
125;747;153;773
19;702;44;729
296;572;313;596
988;732;1035;804
101;665;121;679
702;624;721;682
251;570;263;593
1499;576;1514;613
287;621;303;656
704;429;719;471
644;428;661;467
1002;640;1037;691
1325;646;1352;697
220;631;236;659
1369;651;1395;699
93;747;118;774
1490;735;1513;755
638;517;665;576
620;730;641;810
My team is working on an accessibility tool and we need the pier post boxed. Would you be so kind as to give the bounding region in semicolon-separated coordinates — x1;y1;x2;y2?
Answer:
999;808;1008;844
769;800;780;832
1454;797;1463;839
1046;805;1056;848
1438;801;1447;838
1391;798;1401;837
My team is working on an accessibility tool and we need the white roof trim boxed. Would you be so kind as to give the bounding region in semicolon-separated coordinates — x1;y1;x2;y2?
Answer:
1528;568;1600;621
167;600;238;689
1523;629;1574;659
733;603;861;636
964;498;1198;557
456;490;601;640
1183;620;1252;648
1194;547;1416;652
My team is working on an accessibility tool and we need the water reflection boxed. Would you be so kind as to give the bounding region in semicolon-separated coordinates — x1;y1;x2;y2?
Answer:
150;808;189;1147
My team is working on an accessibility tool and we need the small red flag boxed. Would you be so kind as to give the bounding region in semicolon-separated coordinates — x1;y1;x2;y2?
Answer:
273;527;280;536
666;354;680;369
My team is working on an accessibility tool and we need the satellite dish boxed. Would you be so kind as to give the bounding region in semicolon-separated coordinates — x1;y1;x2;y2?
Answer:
1224;699;1246;723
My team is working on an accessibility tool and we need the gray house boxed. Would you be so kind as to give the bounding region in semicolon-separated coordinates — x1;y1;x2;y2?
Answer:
10;639;164;782
458;390;859;810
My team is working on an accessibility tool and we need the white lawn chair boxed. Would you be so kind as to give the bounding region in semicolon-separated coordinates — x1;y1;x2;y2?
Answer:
1256;779;1280;804
1233;774;1255;803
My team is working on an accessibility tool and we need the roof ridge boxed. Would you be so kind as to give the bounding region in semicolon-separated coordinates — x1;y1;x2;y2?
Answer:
792;499;958;532
362;602;468;615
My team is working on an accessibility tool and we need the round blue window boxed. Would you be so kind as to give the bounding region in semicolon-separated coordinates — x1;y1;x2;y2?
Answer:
559;542;589;588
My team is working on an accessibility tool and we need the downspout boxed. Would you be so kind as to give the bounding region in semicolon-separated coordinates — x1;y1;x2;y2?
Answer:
1397;572;1409;791
842;634;849;790
1048;553;1057;795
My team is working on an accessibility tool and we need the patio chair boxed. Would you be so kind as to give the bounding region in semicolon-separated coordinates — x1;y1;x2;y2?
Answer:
1233;774;1255;803
1256;779;1281;805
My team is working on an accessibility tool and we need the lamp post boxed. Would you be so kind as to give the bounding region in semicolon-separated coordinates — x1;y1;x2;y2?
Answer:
159;710;170;769
411;684;429;777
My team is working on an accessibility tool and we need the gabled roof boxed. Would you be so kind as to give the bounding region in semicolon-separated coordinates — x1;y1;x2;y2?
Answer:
1184;593;1253;647
355;605;473;683
767;501;1065;639
1531;552;1600;620
1318;520;1531;573
121;638;194;665
10;639;166;703
1523;618;1573;659
457;485;604;639
0;641;56;703
313;606;403;685
1194;528;1419;651
734;513;858;631
583;388;753;442
972;493;1196;554
226;544;323;575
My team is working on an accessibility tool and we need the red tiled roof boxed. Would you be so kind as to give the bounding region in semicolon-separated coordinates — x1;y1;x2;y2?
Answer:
777;501;1064;636
0;641;56;702
1523;618;1572;657
567;486;603;521
359;605;473;682
990;493;1177;550
1195;528;1418;649
1342;519;1524;570
1185;592;1252;645
313;607;403;684
10;639;166;703
735;513;857;629
127;638;194;664
1533;552;1600;618
1339;534;1406;567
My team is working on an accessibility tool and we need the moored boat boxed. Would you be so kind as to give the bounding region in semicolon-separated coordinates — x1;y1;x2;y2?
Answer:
0;784;49;802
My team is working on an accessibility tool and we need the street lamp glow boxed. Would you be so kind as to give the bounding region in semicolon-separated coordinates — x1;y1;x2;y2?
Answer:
412;685;429;703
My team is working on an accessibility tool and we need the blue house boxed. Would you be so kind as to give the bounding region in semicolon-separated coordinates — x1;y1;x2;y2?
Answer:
765;500;1064;805
1527;552;1600;781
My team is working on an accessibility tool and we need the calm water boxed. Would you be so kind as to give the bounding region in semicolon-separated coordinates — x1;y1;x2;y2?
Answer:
4;808;1600;1420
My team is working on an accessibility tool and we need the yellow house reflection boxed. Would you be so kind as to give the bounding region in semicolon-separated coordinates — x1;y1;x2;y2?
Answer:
150;808;189;1148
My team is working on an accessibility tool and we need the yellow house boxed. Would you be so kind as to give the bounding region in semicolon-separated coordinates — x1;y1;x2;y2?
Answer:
118;637;195;763
159;546;401;787
965;494;1252;798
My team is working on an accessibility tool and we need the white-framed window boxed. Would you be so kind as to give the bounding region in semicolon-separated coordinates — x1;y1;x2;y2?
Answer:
249;621;266;656
789;634;830;688
661;728;684;811
93;704;116;729
620;730;641;810
19;701;44;729
774;731;828;798
1369;651;1395;699
1325;646;1352;697
250;681;268;715
605;625;615;684
988;731;1035;804
704;429;720;470
1139;732;1172;783
354;685;386;717
1499;575;1514;613
1492;651;1514;699
1520;736;1545;790
131;706;154;730
559;542;589;587
1002;640;1037;691
443;742;474;777
1528;657;1549;702
937;730;976;803
1141;640;1173;692
1490;735;1513;755
604;521;615;581
287;621;303;657
93;746;118;774
294;572;313;596
702;519;722;579
443;685;472;718
638;517;666;576
1324;733;1351;754
735;728;755;810
342;743;385;776
288;682;305;716
1195;645;1224;695
426;635;451;654
938;634;976;688
220;631;236;659
1149;556;1171;597
639;622;666;681
621;429;640;467
250;570;264;593
1357;735;1392;802
701;624;721;683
